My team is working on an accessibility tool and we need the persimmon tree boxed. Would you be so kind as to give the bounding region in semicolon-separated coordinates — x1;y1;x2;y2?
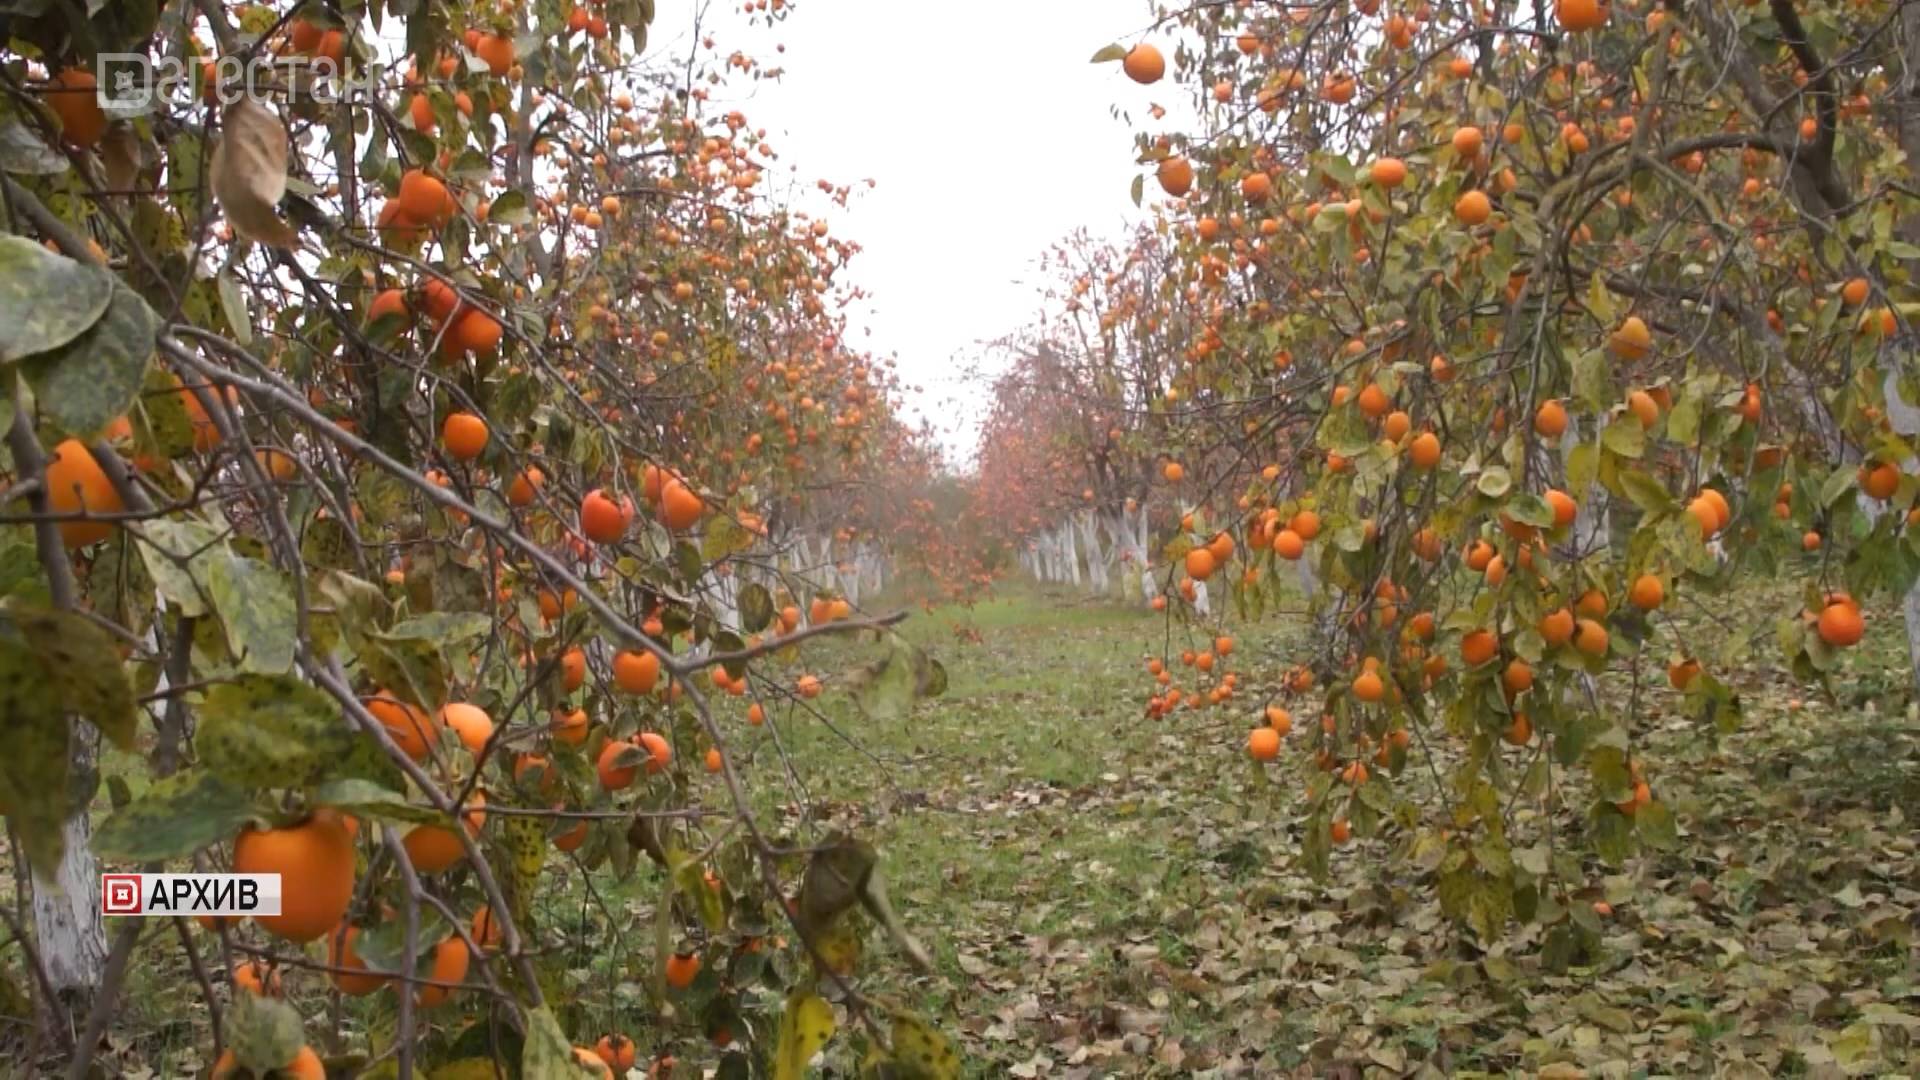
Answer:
0;1;962;1076
987;0;1920;953
976;227;1212;600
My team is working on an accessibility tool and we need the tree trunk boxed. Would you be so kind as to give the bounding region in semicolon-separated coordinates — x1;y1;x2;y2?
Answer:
1569;417;1611;559
1076;512;1110;595
1883;369;1920;695
836;556;860;608
1106;510;1144;599
699;566;739;635
33;727;105;1003
1059;522;1081;588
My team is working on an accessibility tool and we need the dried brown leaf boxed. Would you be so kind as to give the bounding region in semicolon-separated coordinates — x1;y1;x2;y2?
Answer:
211;99;294;248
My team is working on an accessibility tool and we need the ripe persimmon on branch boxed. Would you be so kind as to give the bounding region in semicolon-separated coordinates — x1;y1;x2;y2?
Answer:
0;0;966;1076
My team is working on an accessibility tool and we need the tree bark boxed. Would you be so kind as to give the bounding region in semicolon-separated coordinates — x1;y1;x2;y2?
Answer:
4;409;107;1020
32;728;105;1003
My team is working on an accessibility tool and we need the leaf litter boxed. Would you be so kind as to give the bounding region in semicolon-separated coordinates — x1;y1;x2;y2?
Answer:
774;587;1920;1077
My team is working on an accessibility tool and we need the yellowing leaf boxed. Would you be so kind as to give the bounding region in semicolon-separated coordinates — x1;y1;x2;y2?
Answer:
867;1011;961;1080
772;992;835;1080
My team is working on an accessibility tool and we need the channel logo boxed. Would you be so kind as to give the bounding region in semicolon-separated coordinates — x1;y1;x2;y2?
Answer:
93;52;363;116
100;874;282;917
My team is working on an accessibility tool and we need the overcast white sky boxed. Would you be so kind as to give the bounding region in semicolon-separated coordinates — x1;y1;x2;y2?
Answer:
650;1;1160;465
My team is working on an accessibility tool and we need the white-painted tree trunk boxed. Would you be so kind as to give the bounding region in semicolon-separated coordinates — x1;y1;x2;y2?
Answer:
1075;512;1110;594
1570;417;1611;559
1107;509;1149;600
34;728;105;999
1882;367;1920;693
699;565;740;634
1192;579;1211;617
1059;522;1081;587
836;558;860;607
816;536;836;598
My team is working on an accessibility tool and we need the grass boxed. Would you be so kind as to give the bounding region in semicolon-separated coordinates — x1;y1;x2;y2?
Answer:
14;576;1920;1077
740;578;1920;1076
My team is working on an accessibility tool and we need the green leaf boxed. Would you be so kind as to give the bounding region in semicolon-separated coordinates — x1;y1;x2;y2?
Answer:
311;779;446;825
197;674;352;789
353;906;452;976
739;582;774;633
1566;441;1598;494
315;570;389;648
1466;872;1513;940
1586;272;1616;325
216;269;251;347
363;632;449;712
19;281;158;436
1504;492;1555;528
1666;393;1699;445
672;540;703;583
448;149;492;184
1570;348;1610;412
673;855;728;932
847;634;943;723
135;520;224;617
332;727;410;791
1635;799;1678;850
300;515;355;572
385;611;489;648
1820;466;1857;509
93;770;259;861
0;636;73;874
81;529;154;640
850;639;915;722
710;630;747;682
487;188;532;226
772;992;836;1080
1476;466;1512;498
11;606;137;748
229;994;306;1074
136;361;198;460
1617;468;1675;513
441;1021;525;1073
1589;803;1634;865
0;534;50;605
209;554;297;673
0;236;114;363
521;1005;588;1079
1089;43;1127;63
1600;417;1645;459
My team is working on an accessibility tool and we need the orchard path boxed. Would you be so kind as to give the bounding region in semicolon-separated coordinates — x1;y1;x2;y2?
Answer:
773;583;1920;1077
